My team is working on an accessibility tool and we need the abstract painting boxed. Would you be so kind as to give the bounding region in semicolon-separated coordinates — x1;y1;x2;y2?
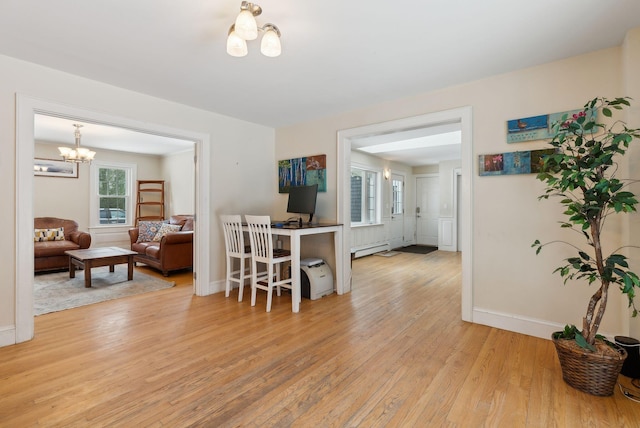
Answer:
278;154;327;193
479;149;555;176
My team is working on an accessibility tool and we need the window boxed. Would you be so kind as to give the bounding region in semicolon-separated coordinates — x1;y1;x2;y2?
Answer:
392;178;403;215
351;167;380;224
91;162;136;227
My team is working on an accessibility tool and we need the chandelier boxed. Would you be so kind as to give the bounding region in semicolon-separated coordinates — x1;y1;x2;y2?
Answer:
227;2;281;57
58;123;96;163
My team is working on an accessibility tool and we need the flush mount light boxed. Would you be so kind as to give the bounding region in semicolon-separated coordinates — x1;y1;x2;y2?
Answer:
226;2;281;57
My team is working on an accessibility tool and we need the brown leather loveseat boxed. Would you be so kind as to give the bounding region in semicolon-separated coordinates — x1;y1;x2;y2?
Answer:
34;217;92;272
128;214;194;276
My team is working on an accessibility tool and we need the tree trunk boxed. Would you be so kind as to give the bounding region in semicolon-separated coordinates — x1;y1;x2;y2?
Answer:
582;216;608;345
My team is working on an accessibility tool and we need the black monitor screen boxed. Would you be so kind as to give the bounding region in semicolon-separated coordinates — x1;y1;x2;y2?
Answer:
287;184;318;222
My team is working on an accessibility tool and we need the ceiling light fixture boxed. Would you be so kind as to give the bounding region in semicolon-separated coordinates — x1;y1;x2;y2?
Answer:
227;2;281;57
58;123;96;163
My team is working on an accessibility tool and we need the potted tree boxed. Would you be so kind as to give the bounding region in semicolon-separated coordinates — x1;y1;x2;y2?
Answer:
532;96;640;396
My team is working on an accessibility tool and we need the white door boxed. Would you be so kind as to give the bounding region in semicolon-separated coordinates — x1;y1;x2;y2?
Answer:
416;175;439;246
389;173;404;249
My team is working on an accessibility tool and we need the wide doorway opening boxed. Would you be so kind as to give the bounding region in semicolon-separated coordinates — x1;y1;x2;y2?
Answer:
337;106;473;322
15;95;211;343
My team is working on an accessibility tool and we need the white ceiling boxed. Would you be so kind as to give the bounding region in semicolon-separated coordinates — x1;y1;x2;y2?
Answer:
34;115;194;156
4;1;640;161
352;122;462;166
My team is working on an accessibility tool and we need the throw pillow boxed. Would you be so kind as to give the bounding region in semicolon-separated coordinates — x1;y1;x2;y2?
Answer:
136;221;164;243
34;227;65;242
152;223;182;242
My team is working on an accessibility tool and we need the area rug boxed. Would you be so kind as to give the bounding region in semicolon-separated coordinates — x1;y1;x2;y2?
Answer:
34;266;175;316
375;251;400;257
395;245;438;255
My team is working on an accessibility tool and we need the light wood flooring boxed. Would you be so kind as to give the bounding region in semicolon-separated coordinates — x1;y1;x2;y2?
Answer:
1;252;639;427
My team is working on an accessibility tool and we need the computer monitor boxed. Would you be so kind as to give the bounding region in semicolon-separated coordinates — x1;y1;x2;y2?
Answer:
287;184;318;223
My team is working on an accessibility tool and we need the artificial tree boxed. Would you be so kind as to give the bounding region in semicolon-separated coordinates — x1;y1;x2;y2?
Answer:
533;96;640;349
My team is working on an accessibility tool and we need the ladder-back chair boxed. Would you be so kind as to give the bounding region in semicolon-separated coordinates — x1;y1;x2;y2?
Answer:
221;214;251;301
245;215;293;312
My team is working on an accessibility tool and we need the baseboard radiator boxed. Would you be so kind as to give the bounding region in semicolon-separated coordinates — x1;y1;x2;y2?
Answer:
352;243;390;259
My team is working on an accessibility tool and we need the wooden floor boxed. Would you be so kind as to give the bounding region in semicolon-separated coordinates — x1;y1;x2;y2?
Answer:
1;252;639;427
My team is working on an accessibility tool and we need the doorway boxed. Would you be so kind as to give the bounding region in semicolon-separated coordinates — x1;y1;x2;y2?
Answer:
15;95;211;344
337;106;473;322
389;172;405;249
415;175;439;246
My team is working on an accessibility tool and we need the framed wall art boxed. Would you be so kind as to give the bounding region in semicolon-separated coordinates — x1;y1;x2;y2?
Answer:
34;158;78;178
479;149;555;176
506;108;596;144
278;154;327;193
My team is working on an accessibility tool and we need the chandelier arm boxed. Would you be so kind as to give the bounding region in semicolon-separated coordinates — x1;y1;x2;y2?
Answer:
240;1;262;17
259;23;280;37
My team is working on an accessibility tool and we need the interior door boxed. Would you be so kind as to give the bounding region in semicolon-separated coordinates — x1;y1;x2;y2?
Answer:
416;175;439;246
389;173;404;249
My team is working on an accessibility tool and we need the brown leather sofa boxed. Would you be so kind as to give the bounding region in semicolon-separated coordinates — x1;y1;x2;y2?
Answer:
128;214;194;276
34;217;92;272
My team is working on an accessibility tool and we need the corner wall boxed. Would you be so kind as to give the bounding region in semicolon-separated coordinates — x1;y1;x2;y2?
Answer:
1;54;275;346
276;42;637;339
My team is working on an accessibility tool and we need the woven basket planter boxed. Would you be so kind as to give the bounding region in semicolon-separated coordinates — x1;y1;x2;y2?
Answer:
552;334;627;396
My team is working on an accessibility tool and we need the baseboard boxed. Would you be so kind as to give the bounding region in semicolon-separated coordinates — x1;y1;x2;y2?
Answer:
197;278;225;296
0;325;16;348
352;244;390;258
472;307;626;342
472;308;563;340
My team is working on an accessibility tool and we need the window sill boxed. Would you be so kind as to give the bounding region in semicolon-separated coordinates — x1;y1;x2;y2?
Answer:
351;222;384;228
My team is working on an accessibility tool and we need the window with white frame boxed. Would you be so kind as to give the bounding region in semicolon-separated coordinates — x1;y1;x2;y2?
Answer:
90;161;136;227
392;178;403;215
351;166;380;224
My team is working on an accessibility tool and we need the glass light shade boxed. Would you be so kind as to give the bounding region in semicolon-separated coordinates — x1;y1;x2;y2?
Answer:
234;9;258;40
227;31;248;57
260;28;281;57
58;146;72;157
58;146;95;162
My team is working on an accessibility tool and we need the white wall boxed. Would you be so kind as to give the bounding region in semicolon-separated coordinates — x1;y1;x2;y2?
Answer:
34;141;165;231
4;29;640;346
1;54;275;341
275;31;640;340
161;149;195;216
623;28;640;339
349;150;414;255
438;159;461;219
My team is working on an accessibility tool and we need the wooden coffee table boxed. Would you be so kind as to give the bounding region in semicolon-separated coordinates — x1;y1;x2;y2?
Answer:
65;247;137;288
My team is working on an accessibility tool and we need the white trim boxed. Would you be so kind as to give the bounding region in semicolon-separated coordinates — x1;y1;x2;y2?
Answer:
353;244;390;258
350;163;383;226
15;94;211;345
472;308;562;341
90;160;137;228
337;106;473;321
0;326;16;348
453;167;461;251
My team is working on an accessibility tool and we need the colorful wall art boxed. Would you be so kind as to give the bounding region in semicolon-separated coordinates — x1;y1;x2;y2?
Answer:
479;149;555;176
506;109;594;143
278;154;327;193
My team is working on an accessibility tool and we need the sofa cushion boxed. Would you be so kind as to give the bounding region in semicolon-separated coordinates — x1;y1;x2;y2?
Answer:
145;244;161;259
34;227;65;242
137;221;164;243
170;215;194;231
152;223;182;241
34;240;80;257
34;218;79;235
132;241;160;254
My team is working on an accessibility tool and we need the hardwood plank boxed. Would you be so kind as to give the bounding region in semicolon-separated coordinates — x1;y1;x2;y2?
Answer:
1;252;639;426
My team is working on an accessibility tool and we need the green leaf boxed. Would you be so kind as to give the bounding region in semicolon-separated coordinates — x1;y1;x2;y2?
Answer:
575;331;596;351
578;251;590;261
